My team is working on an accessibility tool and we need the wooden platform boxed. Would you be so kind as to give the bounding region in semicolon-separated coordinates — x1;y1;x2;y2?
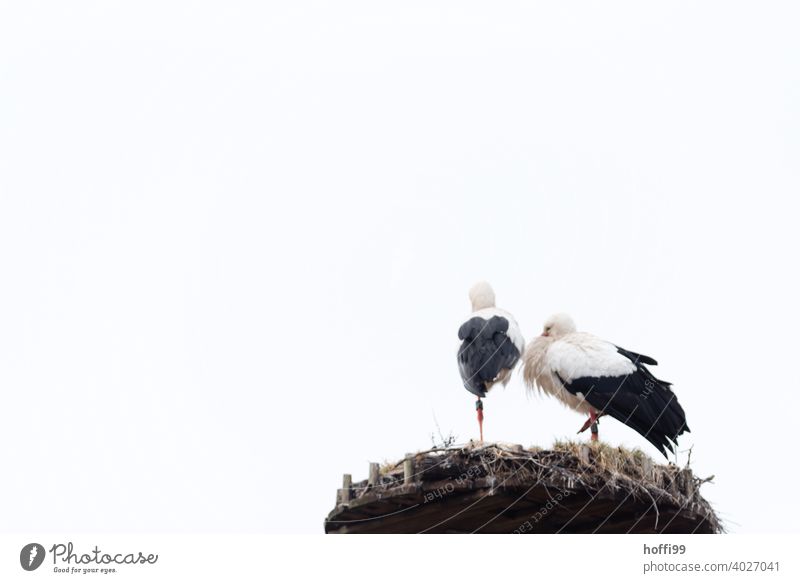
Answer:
324;442;719;534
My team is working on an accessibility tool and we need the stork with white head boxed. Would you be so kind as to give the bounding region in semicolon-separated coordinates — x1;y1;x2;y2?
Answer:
523;312;690;458
457;281;525;441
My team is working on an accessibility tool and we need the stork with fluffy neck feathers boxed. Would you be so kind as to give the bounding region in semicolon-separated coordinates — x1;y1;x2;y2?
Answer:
523;313;690;458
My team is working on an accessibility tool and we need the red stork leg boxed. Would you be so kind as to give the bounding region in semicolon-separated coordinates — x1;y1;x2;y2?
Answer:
476;398;484;443
577;410;600;441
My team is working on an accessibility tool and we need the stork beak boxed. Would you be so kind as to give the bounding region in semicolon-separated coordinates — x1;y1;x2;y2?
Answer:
541;331;549;337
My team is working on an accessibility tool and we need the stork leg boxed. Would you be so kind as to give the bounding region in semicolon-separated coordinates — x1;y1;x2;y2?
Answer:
577;410;600;441
476;398;484;443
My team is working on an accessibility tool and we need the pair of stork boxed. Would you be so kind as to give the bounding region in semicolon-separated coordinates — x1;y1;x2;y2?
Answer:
457;281;690;458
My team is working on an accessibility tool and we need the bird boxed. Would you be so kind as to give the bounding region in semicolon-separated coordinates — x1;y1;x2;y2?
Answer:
523;313;689;458
457;281;525;441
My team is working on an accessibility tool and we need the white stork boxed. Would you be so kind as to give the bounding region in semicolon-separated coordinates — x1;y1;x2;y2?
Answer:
457;282;525;440
523;313;689;458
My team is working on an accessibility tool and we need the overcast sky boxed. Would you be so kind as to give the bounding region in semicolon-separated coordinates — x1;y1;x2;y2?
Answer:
2;1;799;534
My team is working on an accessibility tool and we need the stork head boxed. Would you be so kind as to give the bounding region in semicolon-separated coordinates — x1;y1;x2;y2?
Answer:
468;281;496;311
541;313;576;338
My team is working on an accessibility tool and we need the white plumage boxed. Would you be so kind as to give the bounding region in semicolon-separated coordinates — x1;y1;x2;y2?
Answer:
547;333;637;384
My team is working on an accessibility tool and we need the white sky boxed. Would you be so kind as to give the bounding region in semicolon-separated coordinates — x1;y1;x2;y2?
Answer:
1;1;798;534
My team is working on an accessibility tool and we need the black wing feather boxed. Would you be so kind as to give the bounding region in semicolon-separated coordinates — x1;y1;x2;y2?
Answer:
557;346;689;458
614;345;659;366
457;316;521;398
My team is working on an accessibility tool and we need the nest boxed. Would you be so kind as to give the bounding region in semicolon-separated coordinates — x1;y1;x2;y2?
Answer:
325;441;720;534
